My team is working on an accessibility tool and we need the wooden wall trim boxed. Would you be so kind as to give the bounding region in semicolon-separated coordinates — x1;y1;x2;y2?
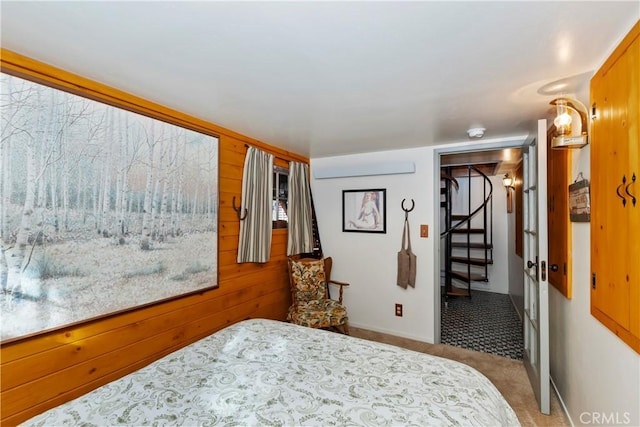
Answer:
593;20;640;80
1;49;305;425
0;48;308;164
546;126;572;299
515;160;523;257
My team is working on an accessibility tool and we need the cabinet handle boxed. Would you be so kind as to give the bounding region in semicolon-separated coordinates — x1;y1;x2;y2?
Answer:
616;175;627;207
624;173;636;207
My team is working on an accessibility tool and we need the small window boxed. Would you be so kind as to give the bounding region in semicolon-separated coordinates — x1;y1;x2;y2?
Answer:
273;166;288;229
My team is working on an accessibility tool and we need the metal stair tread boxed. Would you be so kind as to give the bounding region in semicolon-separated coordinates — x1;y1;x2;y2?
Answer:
446;287;470;297
450;228;485;234
451;214;469;220
451;242;493;249
450;256;494;265
448;270;487;282
441;164;493;298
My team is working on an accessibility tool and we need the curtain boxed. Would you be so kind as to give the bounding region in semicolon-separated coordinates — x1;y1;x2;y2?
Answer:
237;147;274;263
287;161;314;256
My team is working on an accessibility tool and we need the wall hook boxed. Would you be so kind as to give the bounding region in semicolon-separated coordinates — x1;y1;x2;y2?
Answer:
401;198;415;212
616;175;627;207
401;198;415;219
232;196;248;220
624;173;636;207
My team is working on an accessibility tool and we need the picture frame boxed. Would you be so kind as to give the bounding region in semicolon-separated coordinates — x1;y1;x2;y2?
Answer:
342;189;386;233
0;72;219;341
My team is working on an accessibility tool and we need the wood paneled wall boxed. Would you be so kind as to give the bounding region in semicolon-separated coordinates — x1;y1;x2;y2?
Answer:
0;50;307;426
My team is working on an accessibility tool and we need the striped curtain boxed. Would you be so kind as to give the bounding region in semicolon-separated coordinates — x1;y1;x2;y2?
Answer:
287;162;314;256
237;147;274;263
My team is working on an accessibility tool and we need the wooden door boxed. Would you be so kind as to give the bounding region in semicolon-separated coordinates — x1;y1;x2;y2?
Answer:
546;126;571;298
590;23;639;352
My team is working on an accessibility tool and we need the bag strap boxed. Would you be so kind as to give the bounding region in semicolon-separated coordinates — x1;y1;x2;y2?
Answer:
401;217;411;250
405;218;412;251
401;218;407;250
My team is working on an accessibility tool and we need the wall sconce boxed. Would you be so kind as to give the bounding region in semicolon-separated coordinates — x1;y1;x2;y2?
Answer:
550;97;589;149
503;173;516;213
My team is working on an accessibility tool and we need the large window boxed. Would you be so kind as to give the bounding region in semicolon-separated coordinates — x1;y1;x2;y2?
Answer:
0;72;219;341
272;166;288;229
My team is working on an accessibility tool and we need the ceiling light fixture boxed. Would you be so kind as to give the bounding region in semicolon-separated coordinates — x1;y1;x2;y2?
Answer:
549;97;589;149
467;127;485;139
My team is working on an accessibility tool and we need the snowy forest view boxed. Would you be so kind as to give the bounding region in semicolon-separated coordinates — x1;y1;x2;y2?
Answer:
0;74;218;341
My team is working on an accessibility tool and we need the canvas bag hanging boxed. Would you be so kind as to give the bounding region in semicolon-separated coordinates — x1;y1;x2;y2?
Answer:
397;217;417;288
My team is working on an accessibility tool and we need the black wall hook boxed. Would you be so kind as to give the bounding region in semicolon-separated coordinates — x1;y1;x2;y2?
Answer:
625;173;636;207
401;198;415;219
401;198;415;212
232;196;248;220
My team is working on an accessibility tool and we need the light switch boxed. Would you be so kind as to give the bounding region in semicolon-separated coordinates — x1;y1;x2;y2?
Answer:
420;224;428;238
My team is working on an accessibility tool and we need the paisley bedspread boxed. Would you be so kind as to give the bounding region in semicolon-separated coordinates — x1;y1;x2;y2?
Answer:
24;319;520;426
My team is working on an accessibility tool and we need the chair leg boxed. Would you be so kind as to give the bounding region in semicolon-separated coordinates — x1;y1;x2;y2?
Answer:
341;323;350;335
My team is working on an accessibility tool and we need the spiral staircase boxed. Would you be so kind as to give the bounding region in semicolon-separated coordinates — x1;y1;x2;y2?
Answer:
440;165;494;298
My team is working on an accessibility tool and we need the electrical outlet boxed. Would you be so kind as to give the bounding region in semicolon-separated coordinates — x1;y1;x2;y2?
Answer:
395;303;403;317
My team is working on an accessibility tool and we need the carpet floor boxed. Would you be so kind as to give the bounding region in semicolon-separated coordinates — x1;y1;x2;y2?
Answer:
349;326;570;427
441;288;524;359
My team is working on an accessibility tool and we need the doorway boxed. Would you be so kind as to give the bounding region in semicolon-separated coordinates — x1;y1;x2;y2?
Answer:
433;137;527;359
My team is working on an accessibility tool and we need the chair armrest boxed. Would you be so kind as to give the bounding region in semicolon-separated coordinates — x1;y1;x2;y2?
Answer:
328;279;350;287
327;279;350;304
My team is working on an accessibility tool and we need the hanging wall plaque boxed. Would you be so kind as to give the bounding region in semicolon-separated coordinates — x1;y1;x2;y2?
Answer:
569;173;590;222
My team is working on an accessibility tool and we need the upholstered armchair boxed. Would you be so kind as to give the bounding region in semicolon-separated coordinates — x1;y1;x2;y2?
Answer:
286;256;350;334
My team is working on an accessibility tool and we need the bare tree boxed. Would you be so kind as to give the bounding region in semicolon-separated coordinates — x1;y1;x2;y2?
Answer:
168;130;180;237
5;85;43;295
99;109;114;236
150;133;164;241
58;97;93;232
82;105;107;230
0;75;15;243
159;126;181;241
0;75;17;291
140;120;156;250
114;109;126;240
173;133;187;236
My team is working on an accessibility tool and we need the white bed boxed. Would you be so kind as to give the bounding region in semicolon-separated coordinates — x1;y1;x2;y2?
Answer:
24;319;520;426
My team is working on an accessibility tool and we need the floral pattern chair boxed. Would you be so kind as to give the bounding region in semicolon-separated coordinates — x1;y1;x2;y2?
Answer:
287;256;350;334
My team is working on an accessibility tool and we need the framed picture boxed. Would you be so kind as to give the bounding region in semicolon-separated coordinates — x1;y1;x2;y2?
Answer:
342;189;386;233
0;72;218;341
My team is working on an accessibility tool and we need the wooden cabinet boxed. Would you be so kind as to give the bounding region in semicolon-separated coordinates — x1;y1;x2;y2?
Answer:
547;127;571;298
590;21;639;353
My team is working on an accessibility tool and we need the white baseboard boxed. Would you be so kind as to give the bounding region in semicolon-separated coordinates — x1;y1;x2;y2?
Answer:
508;293;523;322
347;321;434;344
550;376;574;427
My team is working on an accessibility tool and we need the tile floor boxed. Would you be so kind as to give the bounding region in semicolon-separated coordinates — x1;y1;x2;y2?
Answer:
441;288;524;360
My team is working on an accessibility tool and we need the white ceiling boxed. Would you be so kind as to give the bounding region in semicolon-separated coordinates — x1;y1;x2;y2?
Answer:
1;1;638;159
